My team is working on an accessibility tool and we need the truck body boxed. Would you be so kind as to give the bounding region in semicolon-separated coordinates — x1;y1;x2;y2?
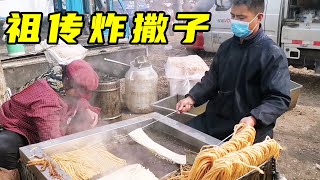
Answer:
190;0;320;72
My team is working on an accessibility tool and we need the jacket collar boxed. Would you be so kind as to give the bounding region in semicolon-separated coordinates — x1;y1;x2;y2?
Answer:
233;25;264;46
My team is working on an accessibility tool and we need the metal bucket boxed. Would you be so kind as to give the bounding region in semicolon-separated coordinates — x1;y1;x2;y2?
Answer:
2;22;26;57
92;77;122;120
6;44;26;57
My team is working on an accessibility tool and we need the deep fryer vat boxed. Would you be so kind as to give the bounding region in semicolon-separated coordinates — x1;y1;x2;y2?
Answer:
152;95;207;124
289;80;303;110
19;113;220;180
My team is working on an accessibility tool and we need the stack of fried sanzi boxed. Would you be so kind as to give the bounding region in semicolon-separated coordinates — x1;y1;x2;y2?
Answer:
167;123;282;180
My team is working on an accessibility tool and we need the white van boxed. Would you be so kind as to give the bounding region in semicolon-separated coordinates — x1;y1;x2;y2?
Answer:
189;0;320;73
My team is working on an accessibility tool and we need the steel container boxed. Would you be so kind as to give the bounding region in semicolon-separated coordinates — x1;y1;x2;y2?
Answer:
289;80;303;109
19;113;221;180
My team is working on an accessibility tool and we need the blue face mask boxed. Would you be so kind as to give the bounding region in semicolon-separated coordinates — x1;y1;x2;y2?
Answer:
231;14;260;38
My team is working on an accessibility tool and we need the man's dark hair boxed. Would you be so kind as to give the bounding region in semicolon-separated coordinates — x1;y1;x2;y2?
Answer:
232;0;265;14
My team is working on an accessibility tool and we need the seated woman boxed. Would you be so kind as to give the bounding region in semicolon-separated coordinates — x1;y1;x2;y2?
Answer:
0;60;100;173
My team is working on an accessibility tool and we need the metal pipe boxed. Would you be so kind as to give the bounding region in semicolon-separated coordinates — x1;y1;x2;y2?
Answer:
107;0;113;11
103;58;131;67
83;0;95;15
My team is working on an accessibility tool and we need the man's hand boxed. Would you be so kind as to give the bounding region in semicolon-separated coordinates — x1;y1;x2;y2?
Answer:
240;116;257;127
86;109;99;127
176;96;195;114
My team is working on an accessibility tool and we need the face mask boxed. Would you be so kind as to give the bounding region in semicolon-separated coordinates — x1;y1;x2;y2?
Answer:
231;14;260;38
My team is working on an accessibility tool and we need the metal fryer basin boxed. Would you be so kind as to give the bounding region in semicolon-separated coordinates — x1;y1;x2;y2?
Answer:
290;80;303;110
154;80;303;122
19;112;220;180
152;95;207;124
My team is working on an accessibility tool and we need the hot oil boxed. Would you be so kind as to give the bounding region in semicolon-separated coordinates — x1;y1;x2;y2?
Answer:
103;129;198;178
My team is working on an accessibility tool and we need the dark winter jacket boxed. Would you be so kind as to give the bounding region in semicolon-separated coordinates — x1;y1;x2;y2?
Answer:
188;28;291;142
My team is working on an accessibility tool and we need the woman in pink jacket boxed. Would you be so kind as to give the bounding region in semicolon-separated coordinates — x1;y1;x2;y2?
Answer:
0;60;100;172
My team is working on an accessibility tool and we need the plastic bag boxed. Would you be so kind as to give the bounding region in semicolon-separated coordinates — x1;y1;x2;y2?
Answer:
35;39;88;65
165;55;209;96
168;79;200;96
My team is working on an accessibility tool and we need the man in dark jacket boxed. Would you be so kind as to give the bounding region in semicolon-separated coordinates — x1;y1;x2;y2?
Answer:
176;0;291;143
